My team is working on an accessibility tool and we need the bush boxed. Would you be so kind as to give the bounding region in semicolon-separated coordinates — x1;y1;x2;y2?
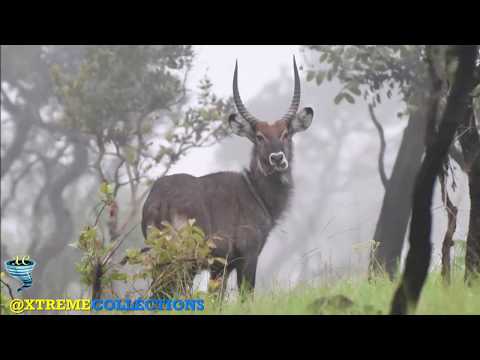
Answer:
123;220;222;298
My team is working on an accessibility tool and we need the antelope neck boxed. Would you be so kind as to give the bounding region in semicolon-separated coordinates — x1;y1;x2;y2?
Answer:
243;163;292;224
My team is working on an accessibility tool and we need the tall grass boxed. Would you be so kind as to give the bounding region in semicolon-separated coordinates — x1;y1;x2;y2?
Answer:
202;270;480;315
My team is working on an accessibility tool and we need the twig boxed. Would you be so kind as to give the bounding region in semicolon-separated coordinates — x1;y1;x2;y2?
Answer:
0;278;14;300
94;203;107;227
118;246;151;266
101;223;139;267
368;104;389;189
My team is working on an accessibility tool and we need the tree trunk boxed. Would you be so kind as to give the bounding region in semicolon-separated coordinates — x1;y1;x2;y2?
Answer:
439;174;457;285
458;104;480;284
27;138;89;297
465;167;480;283
369;96;428;279
391;45;477;315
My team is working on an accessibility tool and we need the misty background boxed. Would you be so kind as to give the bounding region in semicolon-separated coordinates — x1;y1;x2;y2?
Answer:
1;45;470;298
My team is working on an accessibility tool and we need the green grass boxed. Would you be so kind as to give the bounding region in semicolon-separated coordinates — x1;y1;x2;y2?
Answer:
3;270;478;315
202;271;480;315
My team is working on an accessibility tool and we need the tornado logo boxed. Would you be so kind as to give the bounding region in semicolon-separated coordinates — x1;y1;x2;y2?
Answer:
4;256;37;292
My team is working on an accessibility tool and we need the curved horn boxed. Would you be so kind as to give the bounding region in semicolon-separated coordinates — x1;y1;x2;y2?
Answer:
233;60;259;126
281;56;301;123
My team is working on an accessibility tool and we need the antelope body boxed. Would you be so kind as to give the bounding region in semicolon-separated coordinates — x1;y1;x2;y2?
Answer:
141;57;314;293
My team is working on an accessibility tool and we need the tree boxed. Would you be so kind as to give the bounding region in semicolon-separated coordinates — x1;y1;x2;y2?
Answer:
391;45;478;314
1;45;233;298
303;45;480;280
1;45;92;296
459;75;480;283
50;45;233;298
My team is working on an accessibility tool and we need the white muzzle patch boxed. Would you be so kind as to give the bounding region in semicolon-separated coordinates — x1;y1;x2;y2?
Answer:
269;152;289;171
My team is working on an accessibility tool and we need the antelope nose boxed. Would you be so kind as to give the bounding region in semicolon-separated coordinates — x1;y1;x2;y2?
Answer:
269;152;286;166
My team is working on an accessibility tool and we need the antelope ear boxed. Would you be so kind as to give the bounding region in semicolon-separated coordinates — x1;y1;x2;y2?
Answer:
290;107;314;134
228;114;255;141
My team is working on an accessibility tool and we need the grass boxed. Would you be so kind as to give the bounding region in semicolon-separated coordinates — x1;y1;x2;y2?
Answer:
201;271;480;315
3;269;478;315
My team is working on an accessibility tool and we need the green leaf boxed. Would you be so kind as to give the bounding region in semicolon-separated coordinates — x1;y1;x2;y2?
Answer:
315;71;326;86
306;70;315;82
100;182;110;196
124;145;137;165
334;93;344;105
142;122;153;134
126;248;141;259
327;70;333;82
344;93;355;104
334;93;355;105
110;271;128;281
79;226;97;249
347;83;361;96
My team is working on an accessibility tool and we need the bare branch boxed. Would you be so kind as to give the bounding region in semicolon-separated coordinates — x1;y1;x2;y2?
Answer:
0;106;34;179
101;223;139;268
1;157;38;213
368;104;389;189
0;278;14;300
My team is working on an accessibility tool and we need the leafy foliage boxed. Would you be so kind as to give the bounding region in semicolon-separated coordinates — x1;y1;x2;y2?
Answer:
50;45;193;134
154;77;234;172
0;272;14;315
50;46;233;192
124;220;222;298
304;45;427;113
50;47;234;299
72;183;220;299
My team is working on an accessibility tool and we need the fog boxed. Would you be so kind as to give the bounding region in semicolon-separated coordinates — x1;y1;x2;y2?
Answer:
1;45;470;300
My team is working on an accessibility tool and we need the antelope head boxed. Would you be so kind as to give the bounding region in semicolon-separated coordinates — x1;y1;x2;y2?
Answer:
228;57;314;178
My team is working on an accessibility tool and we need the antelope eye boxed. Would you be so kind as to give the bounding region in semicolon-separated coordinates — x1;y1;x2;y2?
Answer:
256;134;265;142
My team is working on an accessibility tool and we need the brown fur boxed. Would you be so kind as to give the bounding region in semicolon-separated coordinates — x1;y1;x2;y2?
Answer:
255;120;288;139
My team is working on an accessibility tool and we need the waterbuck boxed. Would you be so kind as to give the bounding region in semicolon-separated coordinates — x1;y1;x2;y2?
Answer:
141;57;314;294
